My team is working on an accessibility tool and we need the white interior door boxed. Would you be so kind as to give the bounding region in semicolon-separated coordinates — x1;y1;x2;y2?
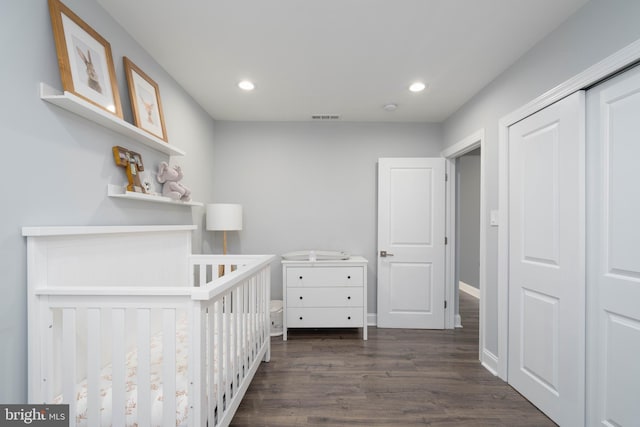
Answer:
507;91;585;426
377;157;445;329
587;64;640;426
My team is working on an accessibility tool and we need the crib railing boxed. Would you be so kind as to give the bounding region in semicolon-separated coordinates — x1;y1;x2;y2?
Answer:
189;255;273;426
29;254;273;427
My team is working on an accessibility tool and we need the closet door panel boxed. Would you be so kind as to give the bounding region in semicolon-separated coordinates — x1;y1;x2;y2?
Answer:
587;63;640;427
507;90;585;427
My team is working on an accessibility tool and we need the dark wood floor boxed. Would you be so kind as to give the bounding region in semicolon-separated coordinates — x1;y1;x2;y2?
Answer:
231;292;556;426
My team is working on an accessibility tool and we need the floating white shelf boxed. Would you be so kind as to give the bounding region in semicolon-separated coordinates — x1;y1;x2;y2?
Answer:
107;184;203;207
40;82;185;157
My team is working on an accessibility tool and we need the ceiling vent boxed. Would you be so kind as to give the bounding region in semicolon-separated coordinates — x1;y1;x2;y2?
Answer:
311;114;341;120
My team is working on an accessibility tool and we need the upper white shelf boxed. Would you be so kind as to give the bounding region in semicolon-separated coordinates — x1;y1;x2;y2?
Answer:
40;83;185;157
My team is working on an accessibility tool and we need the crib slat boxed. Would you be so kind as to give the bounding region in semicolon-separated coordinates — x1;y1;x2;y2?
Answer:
162;309;177;427
247;281;252;367
261;268;270;361
206;303;215;425
216;299;224;425
224;293;232;403
234;287;240;390
251;277;256;358
240;282;245;372
232;287;242;384
251;276;257;357
87;308;101;424
251;279;256;359
266;269;271;349
266;267;272;361
258;275;262;349
111;308;126;427
243;279;252;372
246;281;252;360
241;286;246;380
189;302;206;427
61;309;77;425
137;309;151;427
258;273;263;351
241;285;245;373
254;276;258;354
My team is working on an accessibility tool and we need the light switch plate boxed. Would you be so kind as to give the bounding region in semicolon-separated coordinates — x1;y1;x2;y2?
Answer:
490;210;499;226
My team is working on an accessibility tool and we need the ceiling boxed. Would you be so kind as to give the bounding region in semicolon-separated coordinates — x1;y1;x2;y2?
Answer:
97;0;589;123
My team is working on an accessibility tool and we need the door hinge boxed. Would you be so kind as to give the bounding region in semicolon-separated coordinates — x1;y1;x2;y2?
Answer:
445;173;448;182
444;300;447;309
445;237;448;245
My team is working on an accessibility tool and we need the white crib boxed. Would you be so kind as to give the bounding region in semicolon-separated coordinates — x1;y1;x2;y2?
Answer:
23;225;274;427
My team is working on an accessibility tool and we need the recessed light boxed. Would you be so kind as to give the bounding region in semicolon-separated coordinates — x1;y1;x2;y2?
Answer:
238;80;255;91
409;82;426;92
383;103;398;111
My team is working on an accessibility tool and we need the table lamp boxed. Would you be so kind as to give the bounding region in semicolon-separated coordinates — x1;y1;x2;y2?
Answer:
206;203;243;255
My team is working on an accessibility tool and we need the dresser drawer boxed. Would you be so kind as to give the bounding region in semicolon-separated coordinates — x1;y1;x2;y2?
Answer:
287;287;363;308
287;307;364;327
286;267;363;287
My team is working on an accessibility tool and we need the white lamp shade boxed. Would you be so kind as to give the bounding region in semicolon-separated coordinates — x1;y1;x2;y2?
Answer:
206;204;243;231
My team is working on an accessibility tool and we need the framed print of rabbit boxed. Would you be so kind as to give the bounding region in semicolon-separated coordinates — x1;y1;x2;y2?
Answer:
123;57;169;142
48;0;122;118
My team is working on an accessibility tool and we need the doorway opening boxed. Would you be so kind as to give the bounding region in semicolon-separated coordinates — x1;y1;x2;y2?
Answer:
442;129;492;370
456;147;481;325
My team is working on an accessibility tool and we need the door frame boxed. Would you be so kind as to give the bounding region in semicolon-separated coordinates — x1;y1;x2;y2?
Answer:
496;38;640;380
442;130;487;357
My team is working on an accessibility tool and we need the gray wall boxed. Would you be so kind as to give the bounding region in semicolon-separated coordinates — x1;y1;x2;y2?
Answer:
210;121;442;309
0;0;217;403
442;0;640;359
457;149;481;289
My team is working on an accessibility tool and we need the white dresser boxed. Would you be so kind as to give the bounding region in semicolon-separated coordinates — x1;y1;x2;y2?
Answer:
282;256;368;340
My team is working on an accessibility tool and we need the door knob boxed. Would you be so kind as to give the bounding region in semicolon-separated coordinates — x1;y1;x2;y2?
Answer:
380;250;394;257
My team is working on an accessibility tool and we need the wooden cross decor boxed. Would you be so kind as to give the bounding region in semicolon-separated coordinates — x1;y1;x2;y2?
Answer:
112;146;146;193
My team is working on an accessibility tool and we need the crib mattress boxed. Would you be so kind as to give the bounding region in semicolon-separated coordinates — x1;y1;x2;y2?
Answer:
56;314;250;427
55;316;188;426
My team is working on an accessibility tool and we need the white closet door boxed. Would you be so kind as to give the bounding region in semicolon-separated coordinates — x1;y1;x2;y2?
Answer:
377;158;445;329
507;91;585;426
587;64;640;426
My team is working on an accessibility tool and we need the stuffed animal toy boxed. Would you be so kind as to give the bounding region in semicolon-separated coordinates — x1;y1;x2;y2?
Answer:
156;161;191;201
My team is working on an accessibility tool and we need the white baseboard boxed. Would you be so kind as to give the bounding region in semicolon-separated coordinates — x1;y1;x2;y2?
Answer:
459;281;480;299
368;313;377;326
481;349;499;376
455;314;463;328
